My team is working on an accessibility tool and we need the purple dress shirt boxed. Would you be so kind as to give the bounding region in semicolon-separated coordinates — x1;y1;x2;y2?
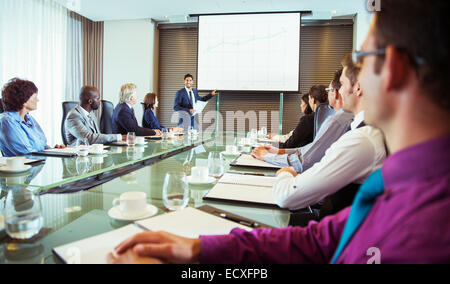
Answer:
200;135;450;264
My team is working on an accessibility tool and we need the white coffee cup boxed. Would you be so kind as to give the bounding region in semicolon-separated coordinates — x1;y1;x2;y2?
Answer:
116;134;123;142
191;166;209;182
167;132;175;139
6;157;26;170
226;145;238;154
136;137;145;145
91;144;104;154
112;192;147;219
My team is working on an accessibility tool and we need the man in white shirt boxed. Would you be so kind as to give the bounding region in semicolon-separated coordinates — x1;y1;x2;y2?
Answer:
272;54;387;215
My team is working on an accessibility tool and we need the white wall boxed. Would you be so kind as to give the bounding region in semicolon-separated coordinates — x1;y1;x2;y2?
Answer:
103;19;155;126
354;11;374;50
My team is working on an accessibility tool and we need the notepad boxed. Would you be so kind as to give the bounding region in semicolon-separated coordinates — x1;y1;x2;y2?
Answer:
193;100;208;116
231;154;283;169
53;207;252;264
203;173;279;207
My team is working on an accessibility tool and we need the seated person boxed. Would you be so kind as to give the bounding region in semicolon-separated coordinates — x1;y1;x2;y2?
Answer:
0;78;49;157
253;80;353;173
278;93;316;149
65;86;123;146
142;93;183;133
112;83;162;137
273;59;386;215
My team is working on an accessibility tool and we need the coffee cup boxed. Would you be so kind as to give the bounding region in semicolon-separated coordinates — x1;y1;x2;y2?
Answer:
136;137;146;145
91;144;104;154
116;134;123;142
191;166;209;182
6;157;26;170
226;145;238;154
112;192;147;219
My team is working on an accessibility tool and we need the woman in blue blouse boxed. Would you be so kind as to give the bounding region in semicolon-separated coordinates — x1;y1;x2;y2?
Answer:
0;78;48;157
143;93;183;133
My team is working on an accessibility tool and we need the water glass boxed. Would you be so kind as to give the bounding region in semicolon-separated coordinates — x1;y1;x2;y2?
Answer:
162;172;189;211
127;132;136;146
75;138;89;148
162;128;169;139
208;152;225;178
4;189;43;240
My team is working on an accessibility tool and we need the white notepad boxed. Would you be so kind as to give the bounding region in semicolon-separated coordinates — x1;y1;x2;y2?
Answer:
0;158;43;166
232;154;283;169
204;173;279;207
53;207;251;264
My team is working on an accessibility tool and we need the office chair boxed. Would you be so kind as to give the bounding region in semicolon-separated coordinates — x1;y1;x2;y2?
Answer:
100;100;114;134
141;103;146;126
313;104;336;138
61;101;78;145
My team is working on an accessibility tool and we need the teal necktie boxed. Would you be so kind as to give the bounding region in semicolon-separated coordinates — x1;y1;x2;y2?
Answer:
331;169;385;264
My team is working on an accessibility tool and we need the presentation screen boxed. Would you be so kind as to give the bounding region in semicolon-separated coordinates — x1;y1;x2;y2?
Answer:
197;13;300;92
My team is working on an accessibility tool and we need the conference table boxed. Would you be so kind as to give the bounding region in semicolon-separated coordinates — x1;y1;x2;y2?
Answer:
0;132;291;264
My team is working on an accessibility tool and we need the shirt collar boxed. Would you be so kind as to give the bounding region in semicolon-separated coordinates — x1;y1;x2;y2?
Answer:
9;111;32;125
126;103;133;110
351;111;365;130
79;105;91;118
185;87;192;93
382;134;450;191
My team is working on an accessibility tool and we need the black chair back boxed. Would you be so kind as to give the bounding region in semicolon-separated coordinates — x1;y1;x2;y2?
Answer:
314;104;335;138
100;100;114;134
61;102;78;145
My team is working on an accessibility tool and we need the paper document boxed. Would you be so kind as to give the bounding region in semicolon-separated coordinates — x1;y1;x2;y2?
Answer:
193;101;208;116
231;154;283;169
219;173;277;188
53;207;252;264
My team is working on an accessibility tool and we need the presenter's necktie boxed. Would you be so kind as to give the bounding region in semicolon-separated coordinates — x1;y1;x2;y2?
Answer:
189;90;195;106
331;169;385;264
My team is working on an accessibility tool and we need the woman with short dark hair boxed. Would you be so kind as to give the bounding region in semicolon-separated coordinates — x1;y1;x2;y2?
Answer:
279;93;315;149
143;93;183;133
0;78;48;157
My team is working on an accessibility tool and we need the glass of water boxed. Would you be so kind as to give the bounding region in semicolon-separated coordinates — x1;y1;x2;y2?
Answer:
162;172;189;211
127;132;136;146
208;152;225;178
4;189;43;240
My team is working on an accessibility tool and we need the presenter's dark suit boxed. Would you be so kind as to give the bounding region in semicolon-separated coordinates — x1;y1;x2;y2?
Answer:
173;88;213;130
112;103;156;136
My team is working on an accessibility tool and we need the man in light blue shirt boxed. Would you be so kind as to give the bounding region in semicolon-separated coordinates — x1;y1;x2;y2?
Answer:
0;78;48;157
252;75;355;173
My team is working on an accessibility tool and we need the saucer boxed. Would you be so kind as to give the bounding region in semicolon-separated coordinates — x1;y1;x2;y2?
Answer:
183;176;217;185
221;151;241;156
0;165;32;174
108;204;158;221
89;150;109;155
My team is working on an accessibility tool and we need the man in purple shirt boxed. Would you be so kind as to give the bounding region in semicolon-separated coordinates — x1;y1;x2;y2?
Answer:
108;0;450;264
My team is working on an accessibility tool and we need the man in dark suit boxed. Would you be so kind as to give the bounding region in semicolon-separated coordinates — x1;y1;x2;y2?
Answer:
112;83;162;136
173;74;216;130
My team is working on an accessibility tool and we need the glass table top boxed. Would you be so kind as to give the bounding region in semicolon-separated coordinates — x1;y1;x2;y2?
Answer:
0;133;290;264
0;133;217;191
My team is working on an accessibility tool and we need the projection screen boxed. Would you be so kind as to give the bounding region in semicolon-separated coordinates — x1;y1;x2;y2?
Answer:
197;13;301;92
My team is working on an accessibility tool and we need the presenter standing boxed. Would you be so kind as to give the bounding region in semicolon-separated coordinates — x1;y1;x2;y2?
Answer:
173;74;216;130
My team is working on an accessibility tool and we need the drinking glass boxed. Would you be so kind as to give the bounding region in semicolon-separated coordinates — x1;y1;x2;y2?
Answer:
4;189;43;240
127;132;136;146
208;152;225;178
162;172;189;211
162;128;169;139
260;127;268;138
75;138;89;148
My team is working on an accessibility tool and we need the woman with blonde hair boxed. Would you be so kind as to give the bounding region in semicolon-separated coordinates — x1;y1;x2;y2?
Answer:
112;83;161;136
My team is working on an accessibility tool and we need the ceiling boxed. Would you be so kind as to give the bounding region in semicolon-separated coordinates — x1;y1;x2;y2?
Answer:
53;0;368;22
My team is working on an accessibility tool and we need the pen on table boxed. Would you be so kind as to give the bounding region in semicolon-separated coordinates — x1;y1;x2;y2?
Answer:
219;213;260;228
227;171;266;176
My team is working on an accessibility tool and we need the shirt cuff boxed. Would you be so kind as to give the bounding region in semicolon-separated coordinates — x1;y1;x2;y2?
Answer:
288;154;304;173
264;154;290;167
276;172;294;180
